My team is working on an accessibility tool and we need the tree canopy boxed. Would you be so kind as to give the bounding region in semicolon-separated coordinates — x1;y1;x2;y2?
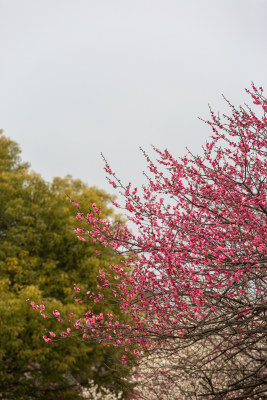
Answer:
0;131;132;399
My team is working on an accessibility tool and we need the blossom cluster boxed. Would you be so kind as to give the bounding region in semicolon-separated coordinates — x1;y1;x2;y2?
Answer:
28;84;267;399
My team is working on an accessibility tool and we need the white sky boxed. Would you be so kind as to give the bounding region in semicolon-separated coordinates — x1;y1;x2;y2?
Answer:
1;0;267;195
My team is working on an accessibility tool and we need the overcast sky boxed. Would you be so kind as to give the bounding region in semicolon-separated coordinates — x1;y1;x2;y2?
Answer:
1;0;267;195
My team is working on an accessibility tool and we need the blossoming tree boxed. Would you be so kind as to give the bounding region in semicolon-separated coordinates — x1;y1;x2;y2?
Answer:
29;85;267;399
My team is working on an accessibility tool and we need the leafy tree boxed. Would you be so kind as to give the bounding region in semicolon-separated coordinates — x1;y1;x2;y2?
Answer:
38;85;267;399
0;131;132;399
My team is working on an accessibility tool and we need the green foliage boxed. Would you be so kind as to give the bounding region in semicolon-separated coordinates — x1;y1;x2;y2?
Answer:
0;132;132;399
